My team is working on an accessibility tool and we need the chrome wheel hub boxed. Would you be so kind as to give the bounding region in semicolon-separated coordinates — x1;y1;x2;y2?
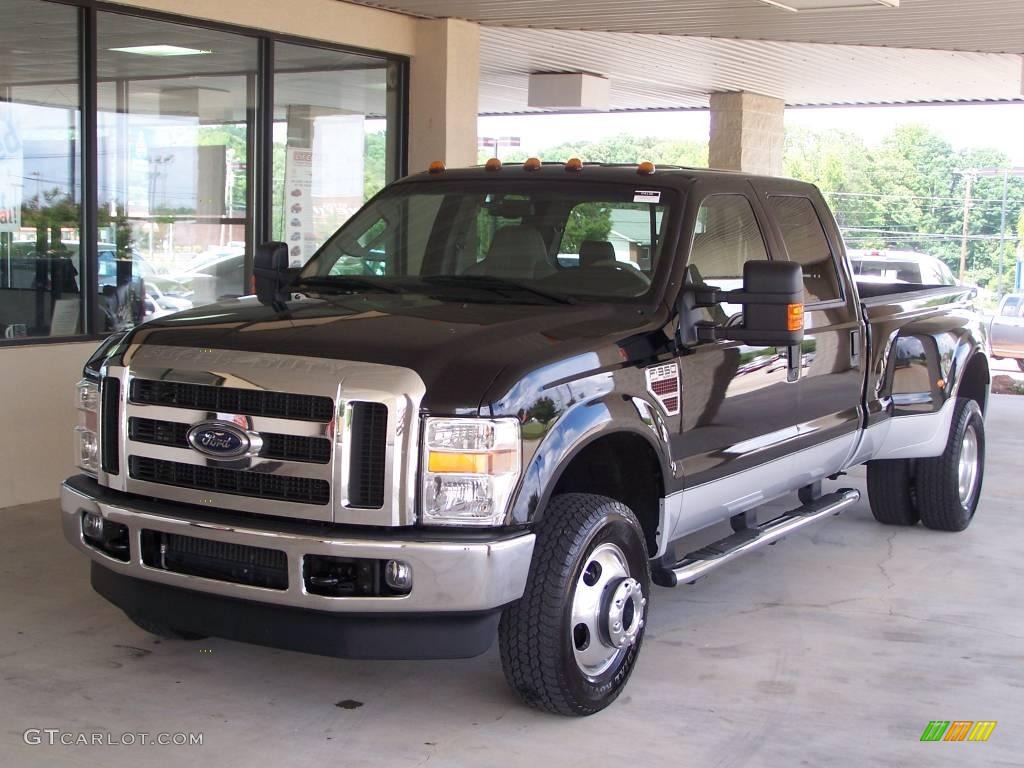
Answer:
570;542;646;678
606;577;645;650
958;424;980;507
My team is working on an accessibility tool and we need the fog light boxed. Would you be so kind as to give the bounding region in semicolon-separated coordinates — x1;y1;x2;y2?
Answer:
75;427;99;475
83;512;104;540
384;560;412;592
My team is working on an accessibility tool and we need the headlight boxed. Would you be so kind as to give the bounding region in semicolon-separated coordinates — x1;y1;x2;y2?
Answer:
75;379;100;476
421;418;521;527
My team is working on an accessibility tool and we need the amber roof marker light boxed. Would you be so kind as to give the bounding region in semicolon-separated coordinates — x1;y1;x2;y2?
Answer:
565;158;584;173
427;160;446;174
523;157;542;171
485;157;503;171
637;161;656;175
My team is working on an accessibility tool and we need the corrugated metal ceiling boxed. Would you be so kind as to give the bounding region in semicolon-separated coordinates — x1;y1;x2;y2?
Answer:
349;0;1024;54
477;27;1022;113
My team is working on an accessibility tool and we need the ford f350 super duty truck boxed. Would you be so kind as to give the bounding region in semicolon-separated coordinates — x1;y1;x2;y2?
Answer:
63;161;989;716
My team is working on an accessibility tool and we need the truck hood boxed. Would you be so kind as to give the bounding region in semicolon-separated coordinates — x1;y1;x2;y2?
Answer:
126;293;670;413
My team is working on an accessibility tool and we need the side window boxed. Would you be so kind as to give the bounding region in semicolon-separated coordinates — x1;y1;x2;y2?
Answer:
767;196;842;304
689;194;769;322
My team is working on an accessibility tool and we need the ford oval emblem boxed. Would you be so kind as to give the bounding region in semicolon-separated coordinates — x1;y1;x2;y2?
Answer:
187;422;252;459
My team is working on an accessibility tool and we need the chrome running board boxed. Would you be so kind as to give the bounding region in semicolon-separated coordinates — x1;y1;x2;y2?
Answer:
651;489;861;588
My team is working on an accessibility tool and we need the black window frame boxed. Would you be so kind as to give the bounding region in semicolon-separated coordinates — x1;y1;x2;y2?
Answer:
1;0;409;347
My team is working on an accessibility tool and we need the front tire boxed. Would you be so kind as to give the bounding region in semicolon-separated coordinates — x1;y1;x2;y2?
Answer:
499;493;650;716
916;398;985;532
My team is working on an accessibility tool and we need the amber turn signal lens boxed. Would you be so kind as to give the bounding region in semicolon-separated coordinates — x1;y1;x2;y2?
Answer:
637;161;656;175
427;450;518;475
565;157;583;172
523;157;542;171
428;160;446;174
787;303;805;332
485;157;502;171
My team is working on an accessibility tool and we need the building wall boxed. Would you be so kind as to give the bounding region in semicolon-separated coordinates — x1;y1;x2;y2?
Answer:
109;0;418;56
0;342;93;508
0;0;481;509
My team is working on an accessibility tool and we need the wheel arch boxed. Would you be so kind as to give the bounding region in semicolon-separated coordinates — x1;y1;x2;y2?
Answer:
507;400;671;557
955;351;990;416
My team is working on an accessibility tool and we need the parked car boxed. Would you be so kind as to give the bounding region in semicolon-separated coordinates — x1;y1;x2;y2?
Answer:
989;293;1024;371
848;249;957;285
65;163;989;717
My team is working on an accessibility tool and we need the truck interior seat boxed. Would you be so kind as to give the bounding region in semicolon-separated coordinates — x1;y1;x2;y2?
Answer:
579;240;617;268
465;225;556;280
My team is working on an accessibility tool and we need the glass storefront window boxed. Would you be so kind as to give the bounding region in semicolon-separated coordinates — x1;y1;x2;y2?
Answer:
273;43;401;266
0;0;82;339
0;0;404;344
95;12;258;331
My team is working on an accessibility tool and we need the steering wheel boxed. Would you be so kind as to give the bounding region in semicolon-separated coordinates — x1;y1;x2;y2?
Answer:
589;260;651;292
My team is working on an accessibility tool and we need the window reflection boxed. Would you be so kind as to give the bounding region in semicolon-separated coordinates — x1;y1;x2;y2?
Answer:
273;43;399;266
0;0;82;339
95;13;258;331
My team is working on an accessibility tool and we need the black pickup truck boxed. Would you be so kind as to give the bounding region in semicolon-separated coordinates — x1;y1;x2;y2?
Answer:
63;161;989;716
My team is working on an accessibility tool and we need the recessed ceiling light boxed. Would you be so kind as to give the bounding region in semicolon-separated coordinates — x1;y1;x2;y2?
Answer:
759;0;898;11
109;45;212;57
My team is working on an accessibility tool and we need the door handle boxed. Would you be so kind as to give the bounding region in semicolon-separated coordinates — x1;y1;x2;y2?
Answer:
850;330;861;368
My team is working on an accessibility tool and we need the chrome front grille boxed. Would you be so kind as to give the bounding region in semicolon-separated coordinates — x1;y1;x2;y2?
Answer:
129;456;333;506
130;379;334;422
128;417;332;464
96;345;426;526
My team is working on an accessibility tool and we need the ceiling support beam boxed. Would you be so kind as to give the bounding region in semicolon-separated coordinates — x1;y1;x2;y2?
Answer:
708;91;785;176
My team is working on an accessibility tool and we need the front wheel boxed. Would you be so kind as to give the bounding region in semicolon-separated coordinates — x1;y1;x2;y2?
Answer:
916;398;985;532
499;493;650;716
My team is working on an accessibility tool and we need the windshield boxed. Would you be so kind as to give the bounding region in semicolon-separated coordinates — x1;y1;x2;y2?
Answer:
298;181;677;303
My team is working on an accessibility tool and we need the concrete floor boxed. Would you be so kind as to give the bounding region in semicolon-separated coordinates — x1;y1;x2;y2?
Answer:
2;397;1023;768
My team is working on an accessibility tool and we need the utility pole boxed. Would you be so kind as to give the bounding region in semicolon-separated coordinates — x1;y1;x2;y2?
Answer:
998;168;1009;295
959;172;973;283
959;166;1024;293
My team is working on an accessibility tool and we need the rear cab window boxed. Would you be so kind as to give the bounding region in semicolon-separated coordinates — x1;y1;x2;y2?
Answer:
1000;296;1023;317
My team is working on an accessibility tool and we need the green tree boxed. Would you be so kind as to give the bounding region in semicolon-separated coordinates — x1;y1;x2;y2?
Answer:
561;202;612;253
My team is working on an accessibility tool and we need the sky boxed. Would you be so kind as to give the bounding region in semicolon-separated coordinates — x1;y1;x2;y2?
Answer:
478;103;1024;165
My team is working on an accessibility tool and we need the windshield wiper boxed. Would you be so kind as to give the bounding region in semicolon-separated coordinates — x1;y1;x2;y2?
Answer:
422;275;576;305
293;276;403;295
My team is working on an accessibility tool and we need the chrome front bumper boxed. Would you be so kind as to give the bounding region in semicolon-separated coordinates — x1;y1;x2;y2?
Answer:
61;478;535;614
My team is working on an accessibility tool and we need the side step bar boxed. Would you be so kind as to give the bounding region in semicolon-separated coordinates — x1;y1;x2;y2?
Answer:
651;488;861;588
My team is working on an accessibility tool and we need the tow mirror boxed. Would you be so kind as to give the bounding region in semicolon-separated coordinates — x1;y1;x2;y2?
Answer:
253;241;290;305
685;260;805;347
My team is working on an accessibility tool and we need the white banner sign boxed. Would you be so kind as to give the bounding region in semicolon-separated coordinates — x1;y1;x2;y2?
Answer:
0;104;23;233
284;146;314;267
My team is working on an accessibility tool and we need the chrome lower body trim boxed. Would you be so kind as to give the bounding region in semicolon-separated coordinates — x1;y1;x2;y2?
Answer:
657;432;858;555
62;480;534;614
869;396;956;461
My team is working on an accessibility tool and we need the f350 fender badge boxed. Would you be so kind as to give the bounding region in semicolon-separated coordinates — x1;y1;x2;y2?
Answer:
645;362;680;416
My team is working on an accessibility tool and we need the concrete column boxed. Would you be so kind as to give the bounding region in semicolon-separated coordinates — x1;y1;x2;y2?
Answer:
408;18;480;172
708;92;785;177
